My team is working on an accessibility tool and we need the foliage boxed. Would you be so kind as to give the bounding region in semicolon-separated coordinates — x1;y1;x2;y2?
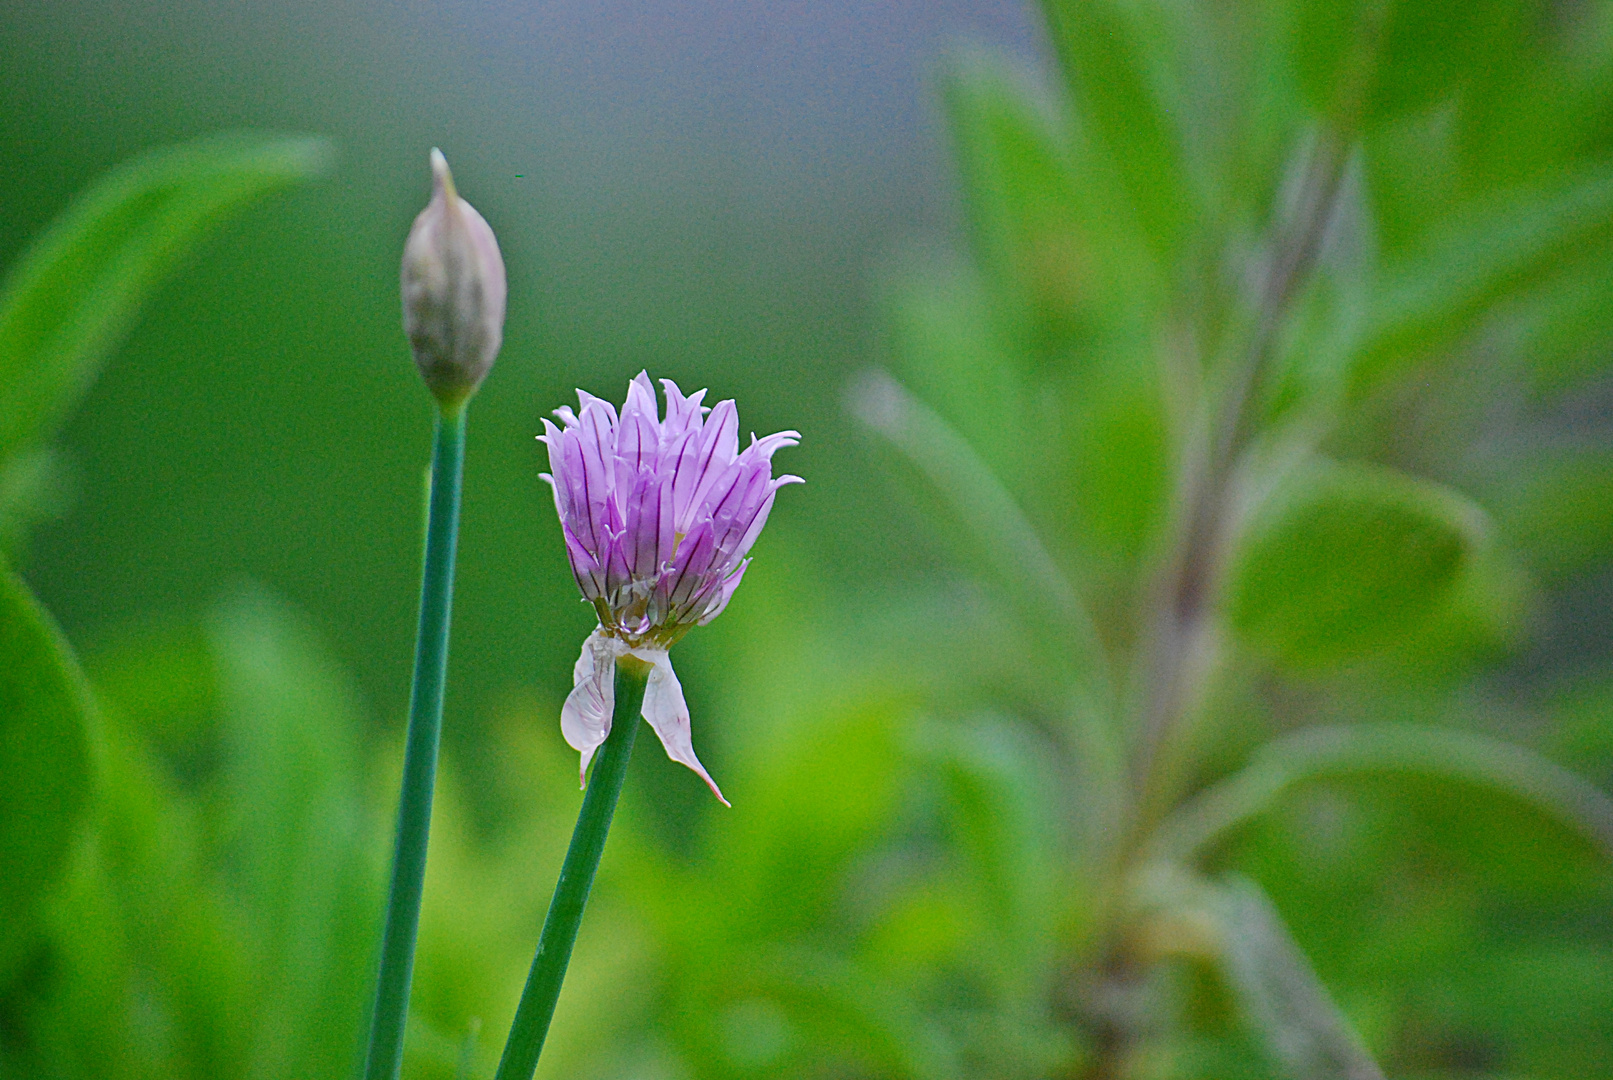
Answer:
7;1;1613;1078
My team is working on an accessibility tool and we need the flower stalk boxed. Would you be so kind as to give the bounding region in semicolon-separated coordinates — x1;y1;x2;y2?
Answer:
363;406;467;1080
364;148;504;1080
494;659;647;1080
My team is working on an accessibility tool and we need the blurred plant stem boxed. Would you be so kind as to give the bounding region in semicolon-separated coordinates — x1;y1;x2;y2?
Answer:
494;661;646;1080
1085;124;1364;1080
1129;128;1356;853
363;406;467;1080
1126;0;1387;851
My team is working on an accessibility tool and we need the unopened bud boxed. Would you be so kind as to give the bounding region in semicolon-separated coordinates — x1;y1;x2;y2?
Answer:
401;148;507;409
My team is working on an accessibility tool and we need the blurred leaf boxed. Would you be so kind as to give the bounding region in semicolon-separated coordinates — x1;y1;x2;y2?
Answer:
1154;723;1613;866
1493;449;1613;582
882;261;1029;480
0;563;96;988
32;717;248;1080
940;50;1149;356
0;446;78;563
849;368;1110;698
0;133;332;462
1286;0;1380;116
1352;164;1613;399
930;720;1063;978
1226;459;1486;666
206;587;379;1080
1040;0;1194;263
1368;0;1522;121
1212;875;1384;1080
1511;247;1613;397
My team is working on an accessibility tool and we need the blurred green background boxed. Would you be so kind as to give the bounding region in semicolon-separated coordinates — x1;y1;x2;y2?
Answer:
7;0;1613;1077
2;0;1037;736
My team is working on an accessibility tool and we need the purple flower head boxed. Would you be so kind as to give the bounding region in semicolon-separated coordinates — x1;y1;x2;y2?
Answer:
540;372;801;802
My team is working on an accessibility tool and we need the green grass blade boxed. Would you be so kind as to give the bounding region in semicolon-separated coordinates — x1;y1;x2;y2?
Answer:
0;563;97;988
1212;874;1385;1080
1153;723;1613;864
0;132;332;461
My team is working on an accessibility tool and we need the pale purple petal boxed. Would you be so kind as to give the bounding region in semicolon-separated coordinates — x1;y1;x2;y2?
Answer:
707;462;771;561
578;398;618;492
696;560;748;625
616;372;661;495
666;429;706;532
603;528;632;601
567;417;613;556
539;419;572;515
622;467;674;580
687;400;740;513
660;379;707;442
663;518;717;616
575;389;618;426
745;429;802;461
624;370;659;424
632;649;728;805
728;491;778;566
562;524;605;599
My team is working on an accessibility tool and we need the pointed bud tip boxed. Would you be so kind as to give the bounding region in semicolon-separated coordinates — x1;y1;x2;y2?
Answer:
429;147;457;201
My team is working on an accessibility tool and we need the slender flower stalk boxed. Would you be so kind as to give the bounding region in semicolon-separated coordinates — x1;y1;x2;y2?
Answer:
495;373;799;1079
363;409;465;1080
493;659;647;1080
363;149;505;1080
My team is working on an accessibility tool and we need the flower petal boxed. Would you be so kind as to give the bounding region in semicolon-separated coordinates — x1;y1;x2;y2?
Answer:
660;378;707;442
745;429;801;461
616;371;661;495
688;399;740;513
561;630;617;786
622;466;674;580
696;559;748;625
631;649;728;805
662;517;717;619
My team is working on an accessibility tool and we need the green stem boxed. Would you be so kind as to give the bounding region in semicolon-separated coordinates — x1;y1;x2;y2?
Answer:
363;406;467;1080
494;662;646;1080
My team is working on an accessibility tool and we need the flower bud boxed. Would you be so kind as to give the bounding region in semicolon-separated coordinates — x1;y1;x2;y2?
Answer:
401;148;506;409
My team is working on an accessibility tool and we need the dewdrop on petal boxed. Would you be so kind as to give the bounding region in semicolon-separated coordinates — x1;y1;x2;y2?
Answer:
539;372;802;804
402;148;507;409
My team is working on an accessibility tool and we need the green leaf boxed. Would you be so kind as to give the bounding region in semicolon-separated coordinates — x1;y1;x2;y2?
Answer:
1212;875;1385;1080
206;588;378;1080
1226;459;1486;666
1367;0;1524;121
0;447;77;563
0;132;332;462
1152;724;1613;866
0;563;97;987
1493;448;1613;582
1286;0;1376;115
940;51;1153;354
1040;0;1194;263
1351;165;1613;399
849;369;1111;698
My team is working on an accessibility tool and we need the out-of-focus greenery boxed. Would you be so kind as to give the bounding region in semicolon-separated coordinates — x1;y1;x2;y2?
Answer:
6;0;1613;1078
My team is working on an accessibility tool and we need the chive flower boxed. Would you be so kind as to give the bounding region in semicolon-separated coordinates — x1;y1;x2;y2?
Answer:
540;372;801;803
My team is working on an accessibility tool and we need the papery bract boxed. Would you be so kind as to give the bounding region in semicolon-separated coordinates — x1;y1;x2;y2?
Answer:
401;149;506;407
540;372;800;803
